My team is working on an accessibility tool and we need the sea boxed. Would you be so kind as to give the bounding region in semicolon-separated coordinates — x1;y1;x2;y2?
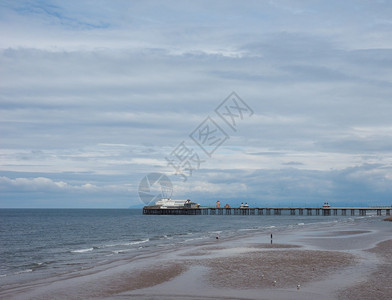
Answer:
0;209;379;287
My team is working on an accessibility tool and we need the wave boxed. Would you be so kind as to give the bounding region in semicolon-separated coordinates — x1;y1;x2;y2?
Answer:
31;262;45;270
184;237;205;243
105;238;149;248
112;248;134;254
128;238;149;245
238;228;258;232
15;269;33;275
210;231;222;234
150;235;173;241
31;260;56;270
159;234;173;240
71;248;94;253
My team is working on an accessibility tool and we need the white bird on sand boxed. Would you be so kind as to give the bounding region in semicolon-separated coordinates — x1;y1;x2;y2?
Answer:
297;284;301;290
261;274;264;279
273;280;277;286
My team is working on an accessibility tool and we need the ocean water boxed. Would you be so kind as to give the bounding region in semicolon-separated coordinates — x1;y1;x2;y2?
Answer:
0;209;374;285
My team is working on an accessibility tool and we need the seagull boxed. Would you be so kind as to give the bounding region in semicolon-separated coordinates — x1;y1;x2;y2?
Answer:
297;284;301;290
273;280;277;286
261;274;264;279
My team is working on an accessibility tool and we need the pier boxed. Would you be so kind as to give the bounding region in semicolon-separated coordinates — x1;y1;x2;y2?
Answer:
143;206;391;216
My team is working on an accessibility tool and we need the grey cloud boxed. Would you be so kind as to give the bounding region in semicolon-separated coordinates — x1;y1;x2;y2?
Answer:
282;161;304;166
1;0;392;207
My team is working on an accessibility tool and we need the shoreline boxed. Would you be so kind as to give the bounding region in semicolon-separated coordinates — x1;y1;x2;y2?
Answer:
1;217;391;299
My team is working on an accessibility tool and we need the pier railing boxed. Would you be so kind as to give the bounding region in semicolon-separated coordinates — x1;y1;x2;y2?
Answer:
143;207;391;216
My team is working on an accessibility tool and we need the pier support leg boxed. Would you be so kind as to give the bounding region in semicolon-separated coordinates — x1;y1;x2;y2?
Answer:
290;209;296;215
341;209;346;216
386;209;390;216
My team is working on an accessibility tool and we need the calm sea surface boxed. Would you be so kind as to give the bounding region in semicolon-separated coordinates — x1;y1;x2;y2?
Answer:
0;209;377;284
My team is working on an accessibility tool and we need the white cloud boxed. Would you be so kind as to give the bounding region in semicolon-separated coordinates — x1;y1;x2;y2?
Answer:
0;176;69;192
0;175;135;194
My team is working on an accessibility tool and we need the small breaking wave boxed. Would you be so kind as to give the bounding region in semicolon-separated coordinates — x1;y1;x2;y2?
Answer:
15;269;33;275
112;248;135;254
71;248;94;253
184;237;205;243
210;231;222;234
238;228;258;232
128;238;149;245
30;260;56;270
150;234;173;241
105;238;149;248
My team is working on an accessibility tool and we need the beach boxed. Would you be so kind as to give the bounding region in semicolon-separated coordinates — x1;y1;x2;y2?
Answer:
1;217;391;299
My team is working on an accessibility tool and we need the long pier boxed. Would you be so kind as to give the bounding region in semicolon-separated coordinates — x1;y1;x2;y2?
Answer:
143;207;391;216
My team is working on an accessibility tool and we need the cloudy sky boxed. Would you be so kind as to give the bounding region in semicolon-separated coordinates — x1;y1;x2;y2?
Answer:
1;0;392;208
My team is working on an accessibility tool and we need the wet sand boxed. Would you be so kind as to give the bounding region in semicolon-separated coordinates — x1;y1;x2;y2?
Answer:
338;239;392;300
1;218;391;299
203;249;355;290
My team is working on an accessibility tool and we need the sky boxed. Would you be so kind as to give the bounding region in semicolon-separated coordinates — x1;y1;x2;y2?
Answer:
1;0;392;208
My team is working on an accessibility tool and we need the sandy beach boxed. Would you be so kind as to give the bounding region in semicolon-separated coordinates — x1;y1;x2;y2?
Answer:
1;217;391;300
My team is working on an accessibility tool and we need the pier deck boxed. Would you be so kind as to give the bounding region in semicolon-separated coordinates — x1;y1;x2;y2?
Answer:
143;207;391;216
